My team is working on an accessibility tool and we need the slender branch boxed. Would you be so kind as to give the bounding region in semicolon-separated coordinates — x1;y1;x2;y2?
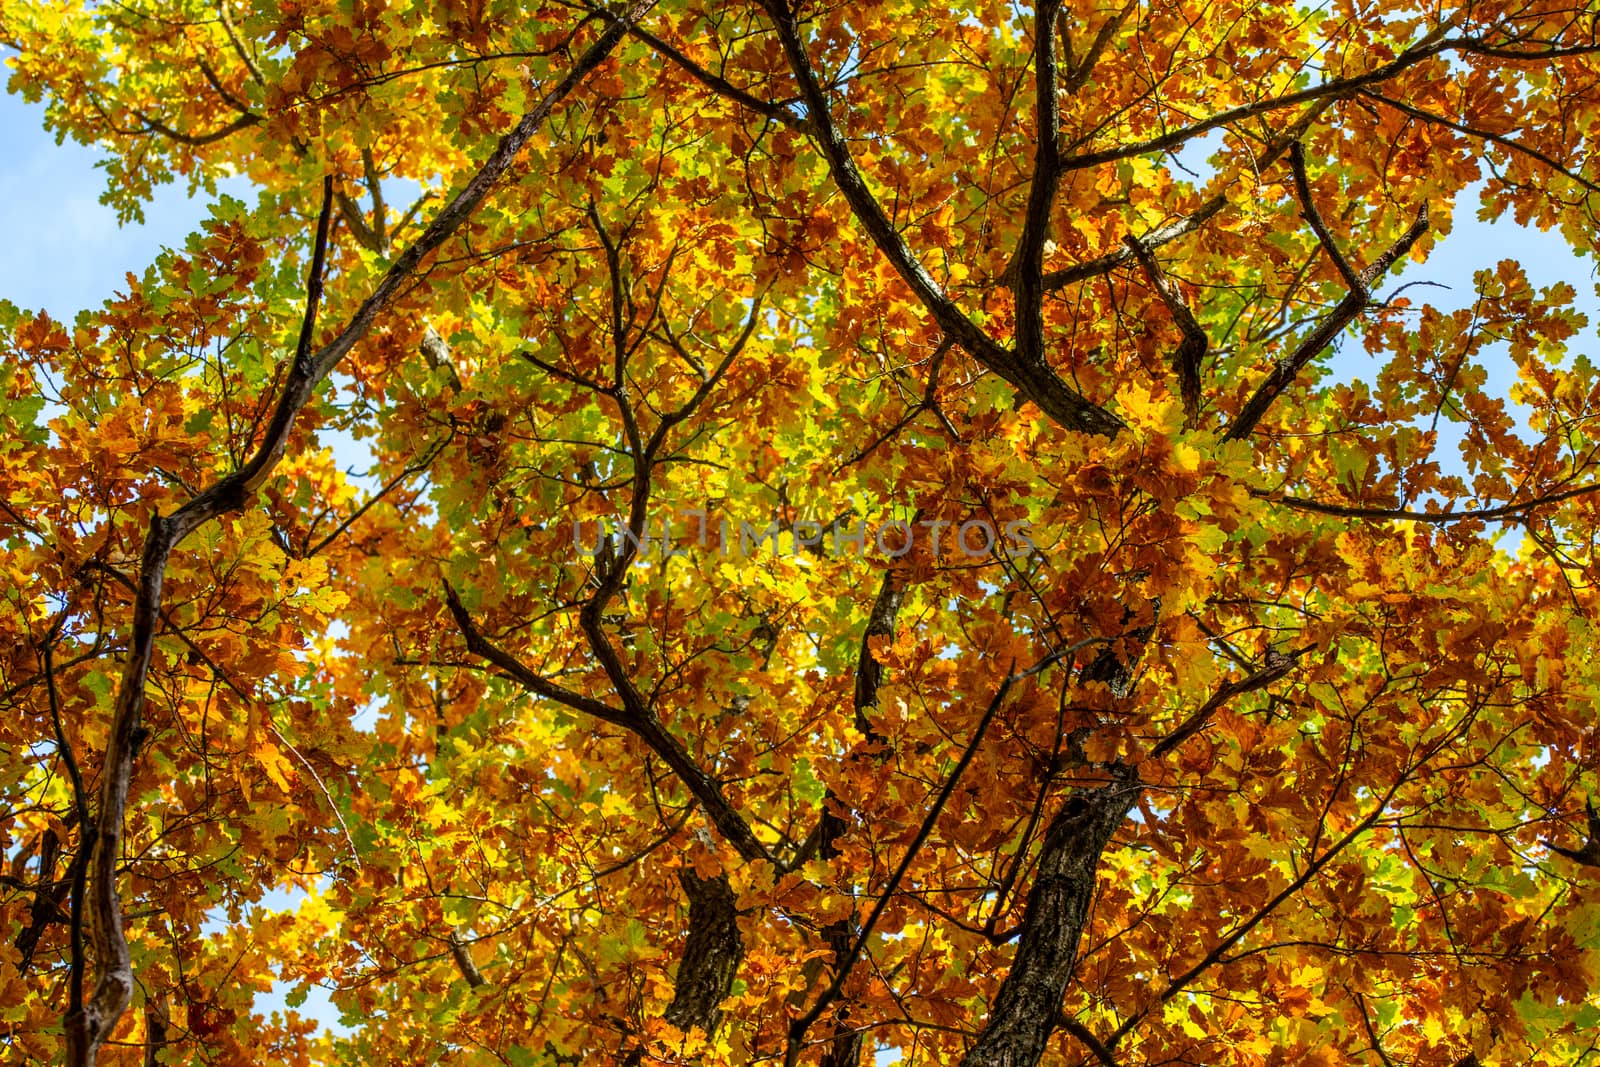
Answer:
1287;142;1361;290
1046;199;1229;291
127;109;259;147
1360;89;1600;194
1042;99;1334;292
336;192;386;254
193;55;256;117
789;660;1020;1066
1224;199;1429;441
1254;481;1600;523
304;434;450;557
1152;790;1397;1007
294;177;336;371
1060;1016;1121;1067
443;583;770;865
214;0;265;87
1060;0;1137;94
1353;990;1400;1067
362;147;390;252
441;582;636;729
621;17;801;126
837;339;958;469
810;568;907;1067
41;625;92;1026
1056;34;1465;173
64;9;652;1059
0;643;115;710
1148;650;1304;761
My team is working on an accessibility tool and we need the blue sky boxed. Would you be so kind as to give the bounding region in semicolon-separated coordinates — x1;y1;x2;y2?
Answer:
0;92;250;320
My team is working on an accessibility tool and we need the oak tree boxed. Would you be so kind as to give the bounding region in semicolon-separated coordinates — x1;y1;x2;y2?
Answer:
2;0;1600;1064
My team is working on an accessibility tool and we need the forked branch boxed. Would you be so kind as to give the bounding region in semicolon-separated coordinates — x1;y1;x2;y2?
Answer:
756;0;1122;437
442;584;769;865
1224;151;1429;441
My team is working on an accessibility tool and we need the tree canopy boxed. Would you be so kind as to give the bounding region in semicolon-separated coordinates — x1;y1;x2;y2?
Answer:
3;0;1600;1063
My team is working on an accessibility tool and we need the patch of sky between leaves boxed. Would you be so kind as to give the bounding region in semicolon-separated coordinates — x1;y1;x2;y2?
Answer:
1166;124;1600;555
197;881;354;1038
0;90;386;493
0;92;253;321
1324;179;1600;410
1320;181;1600;555
1165;127;1600;436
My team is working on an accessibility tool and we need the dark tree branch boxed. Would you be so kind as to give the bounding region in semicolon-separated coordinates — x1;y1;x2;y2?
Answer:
1287;142;1361;290
1152;789;1398;1007
1353;989;1400;1067
128;108;259;146
40;625;92;1025
448;931;488;988
14;828;70;975
1052;28;1553;173
1148;650;1305;760
621;16;801;126
838;339;959;470
959;629;1281;1067
1360;89;1600;195
757;0;1122;437
303;432;450;558
790;661;1019;1067
1253;480;1600;523
1224;197;1429;441
65;174;335;1067
959;769;1141;1067
1042;100;1333;292
361;147;390;252
336;191;386;254
442;583;769;865
663;868;744;1036
1059;1015;1121;1067
1060;0;1137;95
215;0;265;88
1548;796;1600;866
193;55;255;117
810;568;908;1067
852;570;907;729
1011;0;1068;369
142;995;169;1067
442;584;630;728
1124;236;1206;428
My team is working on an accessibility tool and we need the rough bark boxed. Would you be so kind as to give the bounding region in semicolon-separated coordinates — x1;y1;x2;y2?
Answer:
664;869;744;1036
959;772;1141;1067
